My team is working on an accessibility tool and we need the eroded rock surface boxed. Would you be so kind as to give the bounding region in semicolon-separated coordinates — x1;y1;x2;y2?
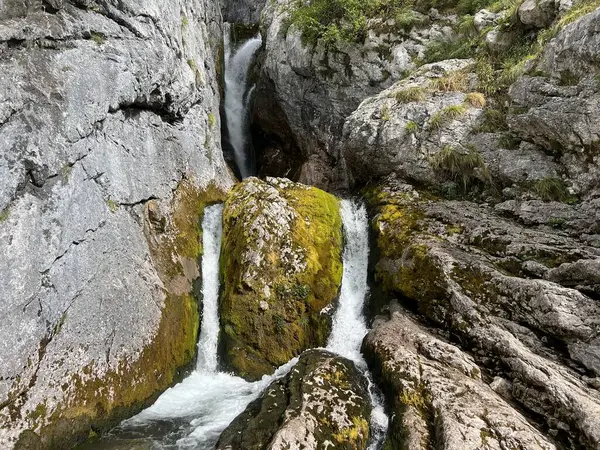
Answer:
220;177;343;379
0;1;233;448
217;349;371;450
367;177;600;448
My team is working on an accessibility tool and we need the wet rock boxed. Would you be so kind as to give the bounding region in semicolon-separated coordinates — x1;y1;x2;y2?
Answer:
220;178;343;380
222;0;266;26
367;177;600;448
0;1;234;448
217;349;371;450
363;306;557;450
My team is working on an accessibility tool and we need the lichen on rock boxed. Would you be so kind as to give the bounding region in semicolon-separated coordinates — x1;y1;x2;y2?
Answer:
217;349;371;450
219;177;343;379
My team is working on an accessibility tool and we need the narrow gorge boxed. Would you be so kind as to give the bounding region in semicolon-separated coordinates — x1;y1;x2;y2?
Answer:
1;0;600;449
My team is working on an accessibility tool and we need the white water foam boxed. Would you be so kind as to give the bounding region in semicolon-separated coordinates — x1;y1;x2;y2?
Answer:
223;24;262;179
327;200;389;450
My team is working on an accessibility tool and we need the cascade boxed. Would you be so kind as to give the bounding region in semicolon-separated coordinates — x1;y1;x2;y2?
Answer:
91;202;388;449
327;200;389;449
223;24;262;179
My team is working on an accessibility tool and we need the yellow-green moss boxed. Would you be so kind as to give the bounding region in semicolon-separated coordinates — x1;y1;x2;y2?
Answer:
16;180;227;448
220;179;343;380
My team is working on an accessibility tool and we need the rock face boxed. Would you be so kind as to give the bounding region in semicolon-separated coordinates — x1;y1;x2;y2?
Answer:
367;177;600;448
364;306;557;450
217;349;371;450
254;0;452;189
508;9;600;198
342;59;485;187
0;1;234;448
222;0;266;26
219;178;343;380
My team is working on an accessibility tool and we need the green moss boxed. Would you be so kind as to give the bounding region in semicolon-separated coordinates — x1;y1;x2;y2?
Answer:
0;207;9;223
187;59;197;71
105;199;118;213
207;112;216;128
220;180;343;379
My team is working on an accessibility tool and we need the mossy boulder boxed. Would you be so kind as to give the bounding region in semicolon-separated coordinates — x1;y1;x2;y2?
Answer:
217;349;371;450
220;177;343;380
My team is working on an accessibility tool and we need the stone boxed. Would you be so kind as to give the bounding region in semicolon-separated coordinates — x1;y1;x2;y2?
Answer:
518;0;557;28
219;177;343;380
217;349;371;450
474;9;501;32
0;1;234;448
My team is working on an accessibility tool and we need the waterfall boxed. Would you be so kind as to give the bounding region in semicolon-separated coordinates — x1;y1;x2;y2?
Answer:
196;204;223;372
90;201;387;449
223;24;262;179
327;200;389;450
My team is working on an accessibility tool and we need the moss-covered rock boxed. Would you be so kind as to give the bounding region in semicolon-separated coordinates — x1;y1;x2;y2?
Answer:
217;349;371;450
220;177;343;380
11;180;227;450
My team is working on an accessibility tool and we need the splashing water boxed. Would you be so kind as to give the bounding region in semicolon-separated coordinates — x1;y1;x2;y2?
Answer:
327;200;389;449
223;24;262;179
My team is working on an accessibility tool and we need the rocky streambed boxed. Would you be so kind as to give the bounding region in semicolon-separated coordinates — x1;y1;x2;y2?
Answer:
2;0;600;449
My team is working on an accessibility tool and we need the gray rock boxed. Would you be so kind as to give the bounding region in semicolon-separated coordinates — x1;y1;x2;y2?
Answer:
364;307;557;450
0;1;234;448
474;9;501;32
518;0;557;28
217;349;371;450
368;178;600;448
222;0;266;25
341;59;484;186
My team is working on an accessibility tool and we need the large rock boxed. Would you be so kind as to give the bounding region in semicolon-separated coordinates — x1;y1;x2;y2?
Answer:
219;178;343;379
342;59;485;187
254;0;451;189
222;0;266;26
367;177;600;448
217;349;371;450
508;8;600;197
364;306;557;450
0;1;234;448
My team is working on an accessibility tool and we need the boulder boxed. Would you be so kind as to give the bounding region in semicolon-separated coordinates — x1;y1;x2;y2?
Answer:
518;0;557;28
219;178;343;379
217;349;371;450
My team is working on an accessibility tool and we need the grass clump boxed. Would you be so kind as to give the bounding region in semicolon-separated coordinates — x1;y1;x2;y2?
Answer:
90;31;105;45
0;207;9;223
429;104;468;130
380;104;392;121
393;86;427;103
405;121;420;134
465;92;486;108
532;177;571;202
430;145;490;192
429;70;471;92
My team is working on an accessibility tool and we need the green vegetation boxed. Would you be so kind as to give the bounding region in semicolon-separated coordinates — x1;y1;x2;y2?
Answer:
90;31;105;45
429;104;468;130
430;145;490;192
207;112;216;128
405;120;419;134
392;86;427;103
465;92;486;108
0;207;9;223
105;199;119;213
380;104;392;121
187;59;197;71
428;69;470;92
181;14;189;28
532;177;572;202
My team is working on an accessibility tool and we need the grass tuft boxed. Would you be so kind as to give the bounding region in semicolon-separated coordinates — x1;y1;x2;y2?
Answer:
392;86;427;103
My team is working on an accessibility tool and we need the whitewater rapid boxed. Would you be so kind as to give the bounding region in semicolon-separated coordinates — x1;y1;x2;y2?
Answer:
223;25;262;179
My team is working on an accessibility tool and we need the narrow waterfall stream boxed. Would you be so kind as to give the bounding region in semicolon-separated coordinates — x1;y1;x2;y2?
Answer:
327;200;389;450
223;25;262;179
89;202;388;449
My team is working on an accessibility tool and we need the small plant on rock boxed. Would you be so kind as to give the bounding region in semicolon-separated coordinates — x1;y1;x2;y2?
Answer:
465;92;486;108
429;104;468;130
532;177;571;202
405;121;419;134
393;86;426;103
430;145;490;192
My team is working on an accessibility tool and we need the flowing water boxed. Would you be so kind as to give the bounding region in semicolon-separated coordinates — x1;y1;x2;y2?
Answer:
223;25;262;179
87;202;388;449
328;200;389;449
